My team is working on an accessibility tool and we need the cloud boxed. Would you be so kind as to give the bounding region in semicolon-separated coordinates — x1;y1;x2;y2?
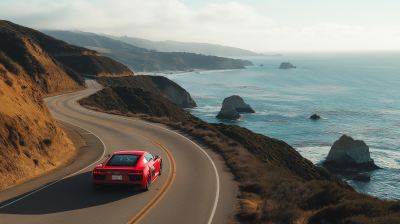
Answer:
0;0;398;52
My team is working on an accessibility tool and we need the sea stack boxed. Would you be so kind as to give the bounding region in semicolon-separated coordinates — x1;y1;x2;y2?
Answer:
310;114;322;119
323;135;379;170
216;95;254;120
221;95;255;113
216;104;241;120
279;62;296;69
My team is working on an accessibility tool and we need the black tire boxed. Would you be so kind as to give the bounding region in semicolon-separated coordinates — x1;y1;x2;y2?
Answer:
144;172;151;191
159;160;163;176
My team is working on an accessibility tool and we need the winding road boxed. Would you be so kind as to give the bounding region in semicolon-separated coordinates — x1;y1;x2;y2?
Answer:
0;80;236;224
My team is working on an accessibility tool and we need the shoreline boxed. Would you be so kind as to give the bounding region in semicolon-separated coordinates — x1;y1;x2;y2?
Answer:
136;67;249;76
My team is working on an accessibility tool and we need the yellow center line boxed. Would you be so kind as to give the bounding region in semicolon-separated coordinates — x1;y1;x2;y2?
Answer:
55;80;176;224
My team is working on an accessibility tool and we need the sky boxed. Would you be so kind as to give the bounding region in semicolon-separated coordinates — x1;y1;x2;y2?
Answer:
1;0;399;52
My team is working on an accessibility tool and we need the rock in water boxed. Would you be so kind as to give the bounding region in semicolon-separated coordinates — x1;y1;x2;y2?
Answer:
310;114;322;119
279;62;296;69
216;105;241;120
221;95;255;113
352;173;371;181
323;135;379;170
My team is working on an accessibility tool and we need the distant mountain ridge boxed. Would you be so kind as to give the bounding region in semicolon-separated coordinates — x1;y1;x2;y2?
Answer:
41;30;254;72
41;30;145;51
104;35;262;57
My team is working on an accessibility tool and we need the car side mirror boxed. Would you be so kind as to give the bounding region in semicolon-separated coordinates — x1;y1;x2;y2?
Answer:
105;154;110;158
155;155;160;160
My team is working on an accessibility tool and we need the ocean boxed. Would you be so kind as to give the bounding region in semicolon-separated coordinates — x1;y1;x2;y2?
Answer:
161;52;400;200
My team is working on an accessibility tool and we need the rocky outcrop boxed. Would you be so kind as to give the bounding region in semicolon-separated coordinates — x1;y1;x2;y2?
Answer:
96;75;197;108
310;114;322;119
221;95;255;113
353;173;371;181
216;105;241;120
78;86;192;122
323;135;379;170
279;62;296;69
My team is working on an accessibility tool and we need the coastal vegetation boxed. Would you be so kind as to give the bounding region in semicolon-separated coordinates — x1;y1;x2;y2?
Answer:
96;75;197;108
55;55;133;77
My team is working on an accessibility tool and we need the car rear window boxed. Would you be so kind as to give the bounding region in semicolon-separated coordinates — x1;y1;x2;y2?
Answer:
106;154;141;167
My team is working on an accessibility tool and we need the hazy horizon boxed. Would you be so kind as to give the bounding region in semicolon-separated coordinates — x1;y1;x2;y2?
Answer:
1;0;399;53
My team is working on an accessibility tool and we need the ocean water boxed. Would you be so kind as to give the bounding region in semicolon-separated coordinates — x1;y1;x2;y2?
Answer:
161;52;400;200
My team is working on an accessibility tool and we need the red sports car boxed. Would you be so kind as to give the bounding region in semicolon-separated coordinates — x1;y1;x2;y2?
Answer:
91;150;162;191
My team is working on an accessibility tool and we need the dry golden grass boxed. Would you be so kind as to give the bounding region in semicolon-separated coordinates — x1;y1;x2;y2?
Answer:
0;52;77;191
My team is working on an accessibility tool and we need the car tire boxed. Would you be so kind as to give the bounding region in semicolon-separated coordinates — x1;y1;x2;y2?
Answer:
159;160;163;176
144;172;151;191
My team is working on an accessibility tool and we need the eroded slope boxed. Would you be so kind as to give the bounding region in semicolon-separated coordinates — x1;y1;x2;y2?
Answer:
0;53;77;191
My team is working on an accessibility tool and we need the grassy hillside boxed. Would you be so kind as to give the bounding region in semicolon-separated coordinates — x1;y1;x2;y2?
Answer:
96;75;196;108
0;52;77;191
0;20;87;95
86;47;191;72
55;55;134;77
78;86;192;121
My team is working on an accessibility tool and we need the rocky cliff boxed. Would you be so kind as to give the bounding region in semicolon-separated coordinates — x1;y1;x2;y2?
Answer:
96;75;196;108
0;52;77;191
0;20;87;95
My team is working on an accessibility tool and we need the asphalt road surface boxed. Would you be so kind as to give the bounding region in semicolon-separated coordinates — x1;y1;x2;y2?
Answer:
0;79;236;224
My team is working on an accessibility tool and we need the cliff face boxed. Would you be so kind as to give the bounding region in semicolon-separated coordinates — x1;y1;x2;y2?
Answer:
96;75;196;108
55;55;134;77
170;52;253;69
0;20;87;96
0;53;77;191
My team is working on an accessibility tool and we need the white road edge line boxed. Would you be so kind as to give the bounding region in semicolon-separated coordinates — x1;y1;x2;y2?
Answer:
0;118;106;210
74;80;220;224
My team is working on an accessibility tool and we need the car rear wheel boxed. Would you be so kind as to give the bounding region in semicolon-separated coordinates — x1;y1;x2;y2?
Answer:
144;173;151;191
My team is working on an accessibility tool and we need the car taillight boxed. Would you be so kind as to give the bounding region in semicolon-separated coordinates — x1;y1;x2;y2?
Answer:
128;171;142;174
93;170;106;174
